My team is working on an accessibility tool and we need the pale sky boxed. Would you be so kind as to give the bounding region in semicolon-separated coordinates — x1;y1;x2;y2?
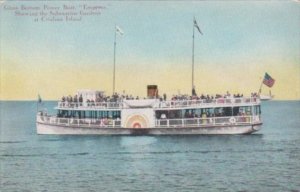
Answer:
1;1;299;100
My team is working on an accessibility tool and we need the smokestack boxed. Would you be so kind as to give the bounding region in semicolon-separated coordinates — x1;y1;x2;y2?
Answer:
147;85;158;99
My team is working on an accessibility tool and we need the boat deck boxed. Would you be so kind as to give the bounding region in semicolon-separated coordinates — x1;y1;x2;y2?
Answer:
55;97;260;110
37;114;262;129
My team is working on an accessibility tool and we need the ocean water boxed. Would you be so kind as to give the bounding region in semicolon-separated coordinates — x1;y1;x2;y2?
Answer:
0;101;299;192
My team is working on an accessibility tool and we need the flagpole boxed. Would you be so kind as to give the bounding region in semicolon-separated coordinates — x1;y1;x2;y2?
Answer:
259;75;264;94
259;80;263;94
37;94;42;113
192;18;195;94
113;24;117;94
37;94;40;113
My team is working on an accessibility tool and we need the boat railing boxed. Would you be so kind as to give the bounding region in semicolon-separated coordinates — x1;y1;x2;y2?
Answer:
37;113;261;128
155;115;261;127
37;114;122;128
155;97;259;109
57;101;123;109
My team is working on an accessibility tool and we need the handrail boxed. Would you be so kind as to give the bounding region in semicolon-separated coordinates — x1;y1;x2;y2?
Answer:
37;114;121;128
37;114;261;129
155;115;261;127
57;101;123;109
56;97;260;110
155;97;259;109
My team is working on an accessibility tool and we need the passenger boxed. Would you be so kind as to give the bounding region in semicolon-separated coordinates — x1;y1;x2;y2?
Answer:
69;95;73;102
226;91;231;98
73;95;78;107
200;94;205;100
184;111;189;118
66;96;70;107
206;111;210;118
188;111;193;118
215;94;221;99
61;96;66;107
96;97;101;103
192;87;196;96
206;112;213;124
242;112;246;122
191;111;195;117
202;112;207;124
91;100;95;106
163;93;167;101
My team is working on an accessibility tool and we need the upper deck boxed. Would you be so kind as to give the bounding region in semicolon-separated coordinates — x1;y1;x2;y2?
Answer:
56;97;260;111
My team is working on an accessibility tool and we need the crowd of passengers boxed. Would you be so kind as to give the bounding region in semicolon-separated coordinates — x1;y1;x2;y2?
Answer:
170;92;259;101
60;91;259;106
61;93;142;104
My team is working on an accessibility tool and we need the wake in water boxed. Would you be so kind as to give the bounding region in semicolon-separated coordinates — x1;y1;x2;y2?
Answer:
120;136;158;147
0;152;89;157
0;141;27;144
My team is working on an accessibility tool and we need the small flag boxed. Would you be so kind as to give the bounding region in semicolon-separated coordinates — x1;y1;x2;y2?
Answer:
263;73;275;87
38;94;42;103
194;17;203;35
116;25;124;35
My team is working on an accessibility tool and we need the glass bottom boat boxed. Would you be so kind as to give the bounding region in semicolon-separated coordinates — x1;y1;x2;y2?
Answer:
36;89;262;135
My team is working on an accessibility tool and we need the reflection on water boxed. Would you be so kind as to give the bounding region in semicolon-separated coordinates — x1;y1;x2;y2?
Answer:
120;136;157;147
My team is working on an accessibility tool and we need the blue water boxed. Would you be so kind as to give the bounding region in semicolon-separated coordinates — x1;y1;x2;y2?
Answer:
0;101;299;192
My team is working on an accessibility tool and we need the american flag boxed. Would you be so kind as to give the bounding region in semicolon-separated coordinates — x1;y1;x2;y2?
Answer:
263;73;275;87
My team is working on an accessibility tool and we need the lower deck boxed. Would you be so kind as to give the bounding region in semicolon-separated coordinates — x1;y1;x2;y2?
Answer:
36;121;262;135
37;114;261;128
37;113;262;135
37;97;262;135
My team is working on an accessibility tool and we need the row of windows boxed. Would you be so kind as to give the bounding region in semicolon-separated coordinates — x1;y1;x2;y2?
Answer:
57;110;121;119
156;106;261;119
57;106;261;120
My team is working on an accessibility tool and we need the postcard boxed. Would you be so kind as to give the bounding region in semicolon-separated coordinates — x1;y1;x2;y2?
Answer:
0;1;299;191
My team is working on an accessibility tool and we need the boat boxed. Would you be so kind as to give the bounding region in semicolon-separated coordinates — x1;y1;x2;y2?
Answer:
259;90;274;101
36;20;263;135
36;87;262;135
259;73;275;101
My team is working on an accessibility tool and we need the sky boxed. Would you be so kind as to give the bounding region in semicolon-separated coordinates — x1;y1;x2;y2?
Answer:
0;0;299;100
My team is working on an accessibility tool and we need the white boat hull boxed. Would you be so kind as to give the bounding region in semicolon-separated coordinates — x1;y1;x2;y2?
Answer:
259;95;274;101
37;122;262;135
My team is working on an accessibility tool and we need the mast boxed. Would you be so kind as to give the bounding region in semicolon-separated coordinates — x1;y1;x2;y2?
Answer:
191;17;202;96
192;19;195;94
113;24;117;95
259;78;263;95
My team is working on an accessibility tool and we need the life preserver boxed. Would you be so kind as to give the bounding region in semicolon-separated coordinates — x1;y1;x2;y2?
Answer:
125;115;149;128
229;117;236;124
133;122;142;128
